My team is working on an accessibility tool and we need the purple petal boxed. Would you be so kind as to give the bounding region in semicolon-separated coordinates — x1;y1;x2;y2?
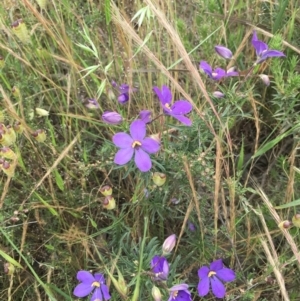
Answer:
113;133;133;148
171;114;192;126
76;271;94;283
91;287;103;301
118;93;129;104
257;49;285;64
130;120;146;141
198;266;209;279
171;101;192;114
211;276;226;298
94;273;105;283
134;148;152;172
176;290;192;300
169;284;189;292
212;67;226;80
73;283;94;297
226;70;239;77
252;40;268;57
101;284;111;300
139;110;152;123
210;259;223;271
252;31;258;43
153;85;172;105
141;138;160;154
215;45;233;59
199;61;213;78
197;277;210;297
216;268;236;282
119;84;130;93
114;148;134;165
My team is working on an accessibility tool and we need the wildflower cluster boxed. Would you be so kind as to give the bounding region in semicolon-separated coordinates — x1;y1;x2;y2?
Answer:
72;30;286;301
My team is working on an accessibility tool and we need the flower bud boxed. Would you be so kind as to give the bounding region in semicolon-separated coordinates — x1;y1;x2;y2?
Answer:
102;111;123;125
139;110;152;124
103;195;116;210
11;19;30;44
0;125;16;146
212;91;225;98
152;172;166;186
151;286;162;301
108;89;116;101
278;220;292;230
12;86;20;98
4;262;15;275
99;185;112;196
162;234;176;254
14;121;24;134
0;147;17;160
32;129;46;142
292;214;300;228
259;74;270;86
215;45;233;59
1;160;15;177
85;99;99;109
35;108;49;117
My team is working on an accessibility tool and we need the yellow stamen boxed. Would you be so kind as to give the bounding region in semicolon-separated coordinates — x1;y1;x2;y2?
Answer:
208;271;216;277
92;281;100;288
132;140;142;148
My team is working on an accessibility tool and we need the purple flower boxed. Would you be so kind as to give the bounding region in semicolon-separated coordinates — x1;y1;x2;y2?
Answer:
168;284;192;301
197;259;235;298
188;221;196;232
162;234;176;254
85;99;99;109
139;110;152;124
150;255;169;281
252;31;285;64
212;91;225;98
200;61;238;81
113;120;160;172
102;111;123;125
112;81;137;104
118;84;130;104
153;85;192;126
215;45;233;59
73;271;111;301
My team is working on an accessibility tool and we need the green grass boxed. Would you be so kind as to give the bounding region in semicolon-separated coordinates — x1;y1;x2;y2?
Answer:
1;0;300;300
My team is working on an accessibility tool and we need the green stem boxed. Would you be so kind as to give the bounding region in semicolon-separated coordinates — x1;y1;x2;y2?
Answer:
132;216;148;301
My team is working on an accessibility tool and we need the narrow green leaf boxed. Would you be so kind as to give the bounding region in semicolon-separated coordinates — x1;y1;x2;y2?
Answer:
0;249;23;269
275;199;300;209
54;169;64;191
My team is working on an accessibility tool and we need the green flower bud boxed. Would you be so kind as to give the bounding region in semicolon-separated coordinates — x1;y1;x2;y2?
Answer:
152;172;166;186
152;286;162;301
292;214;300;228
32;129;46;142
99;185;113;196
103;195;116;210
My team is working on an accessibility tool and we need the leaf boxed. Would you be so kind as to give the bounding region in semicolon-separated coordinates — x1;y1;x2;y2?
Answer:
0;249;23;269
54;169;64;191
275;199;300;209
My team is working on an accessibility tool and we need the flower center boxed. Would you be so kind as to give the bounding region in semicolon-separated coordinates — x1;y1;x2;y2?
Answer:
164;103;172;111
208;271;217;277
132;140;142;148
171;290;178;299
92;281;100;288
